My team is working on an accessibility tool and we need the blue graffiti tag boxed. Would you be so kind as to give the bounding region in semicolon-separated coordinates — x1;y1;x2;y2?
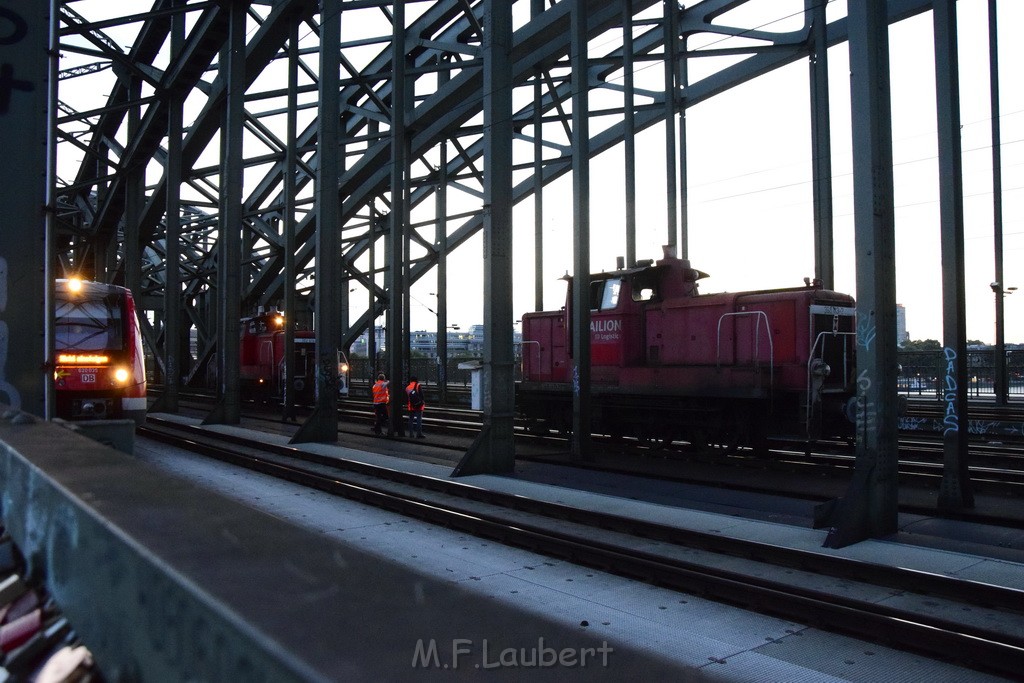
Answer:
857;318;876;351
942;347;958;435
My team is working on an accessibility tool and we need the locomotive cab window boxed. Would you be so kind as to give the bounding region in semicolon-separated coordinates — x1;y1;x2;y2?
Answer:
630;270;659;302
590;279;622;311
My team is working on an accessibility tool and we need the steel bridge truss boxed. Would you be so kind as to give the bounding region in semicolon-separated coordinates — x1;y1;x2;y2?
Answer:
57;0;891;390
46;0;997;543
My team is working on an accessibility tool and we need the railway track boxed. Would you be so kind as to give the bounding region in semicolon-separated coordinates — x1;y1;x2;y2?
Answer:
138;415;1024;679
148;389;1024;508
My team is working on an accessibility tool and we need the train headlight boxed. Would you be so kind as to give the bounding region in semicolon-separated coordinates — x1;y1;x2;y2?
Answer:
113;367;130;383
339;363;349;374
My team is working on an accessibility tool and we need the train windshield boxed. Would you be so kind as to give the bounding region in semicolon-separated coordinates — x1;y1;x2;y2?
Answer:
56;293;124;351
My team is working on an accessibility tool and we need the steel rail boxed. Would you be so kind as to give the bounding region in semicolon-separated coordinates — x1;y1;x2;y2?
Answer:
139;417;1024;678
148;388;1024;502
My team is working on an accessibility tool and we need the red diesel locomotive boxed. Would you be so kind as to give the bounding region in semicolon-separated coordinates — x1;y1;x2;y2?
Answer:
239;310;349;401
518;248;858;450
54;278;147;425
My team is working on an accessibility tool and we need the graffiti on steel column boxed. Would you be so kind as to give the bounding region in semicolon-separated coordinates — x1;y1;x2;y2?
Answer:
318;352;337;394
855;369;877;440
857;318;876;352
942;347;959;435
0;7;33;116
0;257;21;410
853;319;879;439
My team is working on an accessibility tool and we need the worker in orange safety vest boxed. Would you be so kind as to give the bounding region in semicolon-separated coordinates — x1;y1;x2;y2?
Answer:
371;372;389;436
405;376;426;438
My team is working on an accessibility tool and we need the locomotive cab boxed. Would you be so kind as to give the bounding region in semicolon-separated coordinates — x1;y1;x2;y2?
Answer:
579;252;707;373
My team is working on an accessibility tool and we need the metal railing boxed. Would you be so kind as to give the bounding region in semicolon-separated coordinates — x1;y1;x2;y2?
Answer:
897;349;1024;401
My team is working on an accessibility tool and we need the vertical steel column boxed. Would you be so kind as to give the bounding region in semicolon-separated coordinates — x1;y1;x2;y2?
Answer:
203;0;246;426
819;0;899;548
368;205;378;370
101;233;117;281
622;0;637;267
989;0;1007;407
387;0;408;437
292;0;342;443
124;75;142;296
435;131;449;404
402;134;412;384
677;33;689;259
367;121;380;374
808;0;835;289
934;0;974;511
532;0;545;311
662;0;679;250
91;152;110;280
40;0;58;418
153;2;186;414
282;14;300;422
570;0;592;460
453;0;515;475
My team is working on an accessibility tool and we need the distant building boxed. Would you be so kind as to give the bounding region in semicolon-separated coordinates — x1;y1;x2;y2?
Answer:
410;328;478;358
896;304;909;346
351;325;520;359
350;326;386;357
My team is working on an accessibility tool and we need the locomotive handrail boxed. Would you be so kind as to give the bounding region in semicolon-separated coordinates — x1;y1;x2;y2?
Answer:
518;340;541;377
716;312;774;395
805;330;857;437
806;331;856;384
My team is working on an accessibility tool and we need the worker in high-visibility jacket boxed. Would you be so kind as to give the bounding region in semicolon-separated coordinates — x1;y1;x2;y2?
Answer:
371;373;390;436
405;375;426;438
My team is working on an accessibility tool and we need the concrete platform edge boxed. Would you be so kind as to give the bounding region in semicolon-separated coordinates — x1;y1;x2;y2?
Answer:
0;410;328;682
